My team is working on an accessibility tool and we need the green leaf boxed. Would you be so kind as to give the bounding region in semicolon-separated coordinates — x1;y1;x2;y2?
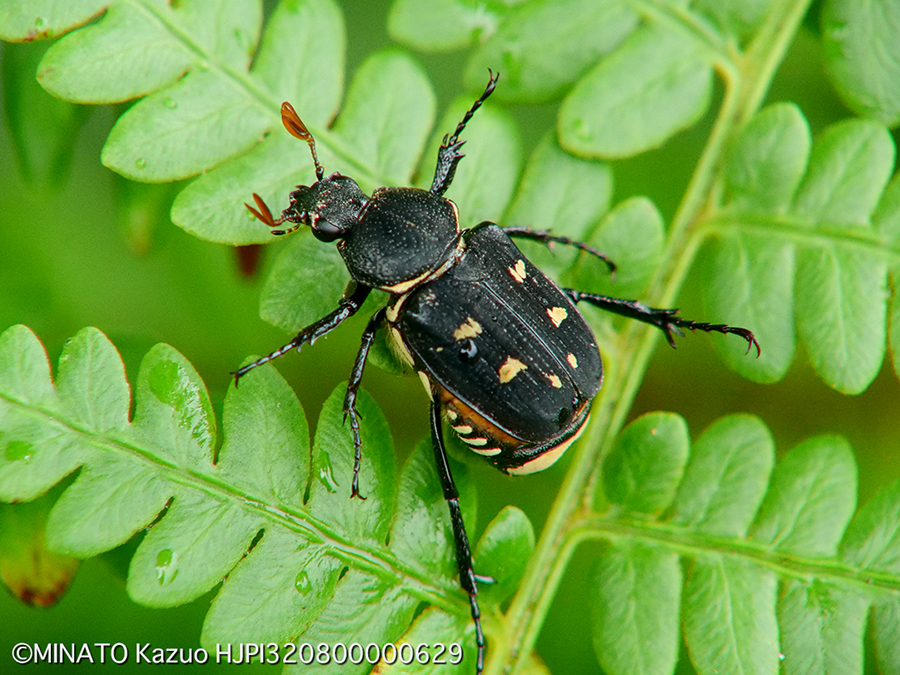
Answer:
250;0;345;124
693;0;775;40
571;197;664;299
840;480;900;574
132;343;217;470
391;438;471;579
778;578;867;675
378;607;470;675
291;570;418;675
308;384;395;542
702;231;796;382
874;600;900;675
794;244;888;394
792;123;891;394
475;506;535;603
463;0;637;103
388;0;503;52
127;488;263;607
45;453;171;557
792;119;895;226
682;558;779;675
201;526;344;645
671;415;774;538
724;103;811;214
259;231;350;333
102;71;270;182
56;327;131;433
505;134;613;238
0;327;106;502
217;359;309;505
601;412;689;514
590;544;680;675
0;0;106;42
0;326;499;665
706;110;897;392
331;49;435;187
751;436;857;558
559;23;713;158
822;0;900;126
40;1;259;104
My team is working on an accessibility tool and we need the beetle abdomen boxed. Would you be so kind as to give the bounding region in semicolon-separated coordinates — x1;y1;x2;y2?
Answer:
396;223;602;446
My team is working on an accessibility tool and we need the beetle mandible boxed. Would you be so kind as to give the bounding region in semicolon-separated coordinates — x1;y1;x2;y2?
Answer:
236;72;759;675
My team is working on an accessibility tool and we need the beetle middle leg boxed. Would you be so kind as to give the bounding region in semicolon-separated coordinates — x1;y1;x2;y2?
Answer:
232;284;372;383
429;400;486;675
342;308;386;499
564;290;761;355
502;226;617;274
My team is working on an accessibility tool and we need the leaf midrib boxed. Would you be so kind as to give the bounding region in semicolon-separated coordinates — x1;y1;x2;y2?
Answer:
707;212;900;263
574;515;900;596
0;389;471;619
128;0;391;188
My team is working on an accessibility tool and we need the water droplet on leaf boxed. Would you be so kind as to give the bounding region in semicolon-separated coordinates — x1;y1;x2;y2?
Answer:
4;439;34;462
156;548;179;585
317;452;339;494
295;571;312;595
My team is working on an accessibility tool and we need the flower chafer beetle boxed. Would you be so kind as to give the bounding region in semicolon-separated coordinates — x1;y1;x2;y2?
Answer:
236;72;759;675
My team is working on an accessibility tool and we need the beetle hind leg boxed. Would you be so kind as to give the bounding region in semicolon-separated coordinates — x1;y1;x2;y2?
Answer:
564;290;761;356
429;401;486;675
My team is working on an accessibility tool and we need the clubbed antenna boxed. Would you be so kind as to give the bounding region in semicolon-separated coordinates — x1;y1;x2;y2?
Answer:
280;102;325;182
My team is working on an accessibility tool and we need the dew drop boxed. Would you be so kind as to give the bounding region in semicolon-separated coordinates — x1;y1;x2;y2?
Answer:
294;571;312;595
156;548;179;585
135;157;147;169
317;452;339;494
163;98;177;109
4;439;34;462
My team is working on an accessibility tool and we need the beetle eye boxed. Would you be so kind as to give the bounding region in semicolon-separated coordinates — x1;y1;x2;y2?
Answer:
311;217;344;242
458;339;479;362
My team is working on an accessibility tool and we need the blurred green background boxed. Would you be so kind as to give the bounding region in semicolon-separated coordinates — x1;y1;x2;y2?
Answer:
1;1;899;673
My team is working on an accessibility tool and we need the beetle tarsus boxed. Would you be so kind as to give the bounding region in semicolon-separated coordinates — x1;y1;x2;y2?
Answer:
564;291;760;356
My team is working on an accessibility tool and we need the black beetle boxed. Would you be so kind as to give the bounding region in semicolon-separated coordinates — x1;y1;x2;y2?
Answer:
236;72;759;674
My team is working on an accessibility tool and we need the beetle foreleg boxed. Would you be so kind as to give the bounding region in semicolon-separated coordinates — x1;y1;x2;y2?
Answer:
430;71;500;198
343;308;386;500
232;284;372;384
429;401;486;675
502;226;617;274
564;290;761;356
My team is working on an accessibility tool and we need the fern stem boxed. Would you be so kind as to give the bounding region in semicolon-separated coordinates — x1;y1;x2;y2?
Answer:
495;2;812;673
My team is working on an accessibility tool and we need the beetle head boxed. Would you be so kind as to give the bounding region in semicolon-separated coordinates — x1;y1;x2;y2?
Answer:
285;173;368;242
245;102;369;240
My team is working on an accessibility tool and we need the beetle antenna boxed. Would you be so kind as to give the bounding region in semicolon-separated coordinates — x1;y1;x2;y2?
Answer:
280;102;325;182
244;193;303;236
